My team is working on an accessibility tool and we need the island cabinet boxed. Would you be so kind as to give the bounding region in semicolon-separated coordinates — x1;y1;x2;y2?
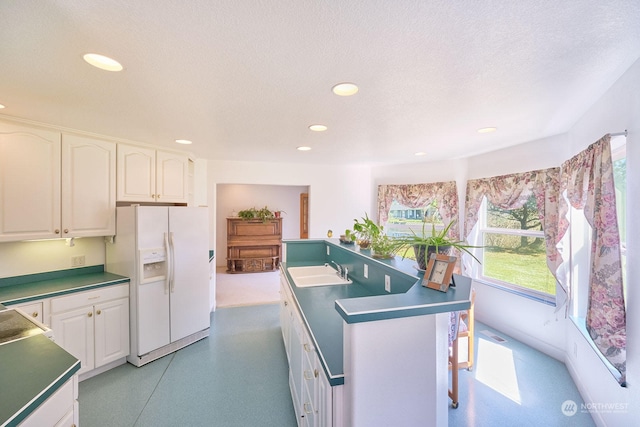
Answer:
19;375;79;427
280;272;342;427
116;143;189;204
0;121;116;242
50;283;130;379
226;218;282;273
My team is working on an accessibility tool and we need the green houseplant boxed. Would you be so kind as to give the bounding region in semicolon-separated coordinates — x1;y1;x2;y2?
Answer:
237;206;275;222
352;213;398;258
392;219;480;270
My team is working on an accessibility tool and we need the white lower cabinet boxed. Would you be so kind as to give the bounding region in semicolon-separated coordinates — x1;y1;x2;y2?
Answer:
19;375;78;427
50;284;130;378
281;272;338;427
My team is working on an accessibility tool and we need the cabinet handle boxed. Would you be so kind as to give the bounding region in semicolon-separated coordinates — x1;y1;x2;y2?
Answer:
55;229;60;234
314;368;318;378
63;229;69;234
31;312;38;318
87;312;93;317
304;402;313;414
284;301;288;306
96;309;102;315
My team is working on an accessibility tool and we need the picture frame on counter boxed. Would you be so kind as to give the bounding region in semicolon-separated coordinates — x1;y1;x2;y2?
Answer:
422;254;457;292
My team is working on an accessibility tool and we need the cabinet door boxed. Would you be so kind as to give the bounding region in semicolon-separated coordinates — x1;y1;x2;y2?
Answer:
51;306;95;375
156;150;188;203
116;144;156;202
62;134;116;237
94;297;130;368
317;366;332;427
0;122;61;241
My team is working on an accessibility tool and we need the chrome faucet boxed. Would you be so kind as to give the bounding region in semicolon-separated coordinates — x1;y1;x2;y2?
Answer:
331;261;343;278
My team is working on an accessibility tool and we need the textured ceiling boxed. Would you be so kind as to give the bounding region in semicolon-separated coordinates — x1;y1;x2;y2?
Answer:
1;1;639;165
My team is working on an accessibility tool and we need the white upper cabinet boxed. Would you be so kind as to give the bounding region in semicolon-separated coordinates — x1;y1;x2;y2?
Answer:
0;122;61;241
62;134;116;237
117;144;188;204
0;121;116;242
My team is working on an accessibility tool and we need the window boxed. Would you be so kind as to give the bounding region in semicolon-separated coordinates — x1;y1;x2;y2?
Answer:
475;195;556;302
384;200;443;260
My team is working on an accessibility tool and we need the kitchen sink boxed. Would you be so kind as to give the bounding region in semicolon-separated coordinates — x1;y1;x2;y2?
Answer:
287;264;352;287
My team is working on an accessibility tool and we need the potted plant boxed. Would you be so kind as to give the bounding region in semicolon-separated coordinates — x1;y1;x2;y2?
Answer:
352;213;380;250
237;206;275;222
392;219;480;270
339;229;356;245
274;210;286;218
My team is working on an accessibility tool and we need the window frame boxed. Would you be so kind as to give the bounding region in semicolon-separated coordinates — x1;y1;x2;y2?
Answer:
473;196;556;305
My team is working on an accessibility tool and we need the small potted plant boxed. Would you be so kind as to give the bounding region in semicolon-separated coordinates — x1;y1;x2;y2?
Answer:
273;210;286;219
339;229;356;245
352;213;380;250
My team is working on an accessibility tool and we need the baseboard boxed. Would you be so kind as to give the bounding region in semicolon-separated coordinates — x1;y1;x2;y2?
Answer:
127;328;210;367
79;357;127;382
476;317;565;361
565;355;606;427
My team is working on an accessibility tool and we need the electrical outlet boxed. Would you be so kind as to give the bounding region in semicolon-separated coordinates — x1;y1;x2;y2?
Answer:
385;274;391;292
364;264;368;279
71;255;85;267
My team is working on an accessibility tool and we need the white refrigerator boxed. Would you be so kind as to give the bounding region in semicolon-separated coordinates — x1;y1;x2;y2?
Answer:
106;206;210;366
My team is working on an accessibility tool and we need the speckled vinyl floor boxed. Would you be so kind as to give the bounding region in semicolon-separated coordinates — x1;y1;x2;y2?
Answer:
79;304;595;426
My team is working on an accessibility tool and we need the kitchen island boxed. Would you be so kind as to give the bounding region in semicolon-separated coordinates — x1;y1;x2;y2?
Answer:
280;239;472;427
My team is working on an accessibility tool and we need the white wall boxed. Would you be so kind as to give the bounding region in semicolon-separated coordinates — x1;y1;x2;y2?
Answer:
562;57;640;427
215;183;309;267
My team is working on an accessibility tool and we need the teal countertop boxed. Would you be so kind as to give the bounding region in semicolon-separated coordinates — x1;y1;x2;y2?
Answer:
281;239;473;387
282;262;374;385
0;265;129;305
0;266;129;426
0;334;80;426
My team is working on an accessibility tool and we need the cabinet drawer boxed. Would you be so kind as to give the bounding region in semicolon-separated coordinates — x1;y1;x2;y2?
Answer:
13;301;44;323
51;284;129;313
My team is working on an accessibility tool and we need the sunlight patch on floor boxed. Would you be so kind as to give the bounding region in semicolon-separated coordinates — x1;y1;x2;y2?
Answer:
475;338;522;404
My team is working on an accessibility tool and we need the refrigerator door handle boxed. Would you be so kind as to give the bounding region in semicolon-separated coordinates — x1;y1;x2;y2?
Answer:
164;232;171;294
169;231;176;293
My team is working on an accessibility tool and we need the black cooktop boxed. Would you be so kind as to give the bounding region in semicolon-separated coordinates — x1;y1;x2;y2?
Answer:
0;309;46;345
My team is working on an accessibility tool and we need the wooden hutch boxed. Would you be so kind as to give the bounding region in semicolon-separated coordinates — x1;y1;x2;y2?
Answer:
226;217;282;273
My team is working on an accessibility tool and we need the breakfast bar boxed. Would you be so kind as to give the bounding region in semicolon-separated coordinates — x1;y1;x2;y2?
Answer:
281;239;472;427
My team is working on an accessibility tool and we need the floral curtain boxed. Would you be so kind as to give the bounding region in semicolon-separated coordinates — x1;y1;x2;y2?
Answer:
377;181;459;240
464;168;569;307
561;134;626;385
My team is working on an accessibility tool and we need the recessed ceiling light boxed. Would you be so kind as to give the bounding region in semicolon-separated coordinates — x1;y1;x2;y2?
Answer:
83;53;123;72
332;82;359;96
477;127;497;133
297;146;312;151
414;152;427;156
0;103;5;109
309;124;327;132
175;139;192;145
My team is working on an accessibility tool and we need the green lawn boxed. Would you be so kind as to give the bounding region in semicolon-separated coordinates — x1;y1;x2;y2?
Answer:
483;248;555;295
